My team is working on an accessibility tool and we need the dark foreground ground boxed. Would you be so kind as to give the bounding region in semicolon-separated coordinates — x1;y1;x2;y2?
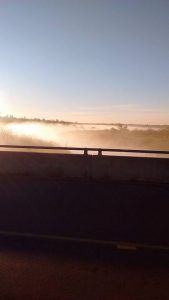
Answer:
0;239;169;300
0;175;169;246
0;175;169;299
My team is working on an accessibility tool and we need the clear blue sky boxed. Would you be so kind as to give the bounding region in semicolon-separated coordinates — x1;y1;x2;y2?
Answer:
0;0;169;124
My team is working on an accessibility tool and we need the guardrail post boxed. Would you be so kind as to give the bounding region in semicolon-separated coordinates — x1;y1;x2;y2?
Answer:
98;149;102;156
84;149;88;156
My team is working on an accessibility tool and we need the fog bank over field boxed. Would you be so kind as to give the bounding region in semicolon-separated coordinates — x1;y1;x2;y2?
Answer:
0;117;169;151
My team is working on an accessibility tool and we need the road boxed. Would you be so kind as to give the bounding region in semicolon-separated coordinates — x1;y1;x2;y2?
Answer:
0;175;169;299
0;240;169;300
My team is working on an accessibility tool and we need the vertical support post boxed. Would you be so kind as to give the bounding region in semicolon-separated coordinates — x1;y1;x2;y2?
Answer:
98;149;102;156
84;148;88;156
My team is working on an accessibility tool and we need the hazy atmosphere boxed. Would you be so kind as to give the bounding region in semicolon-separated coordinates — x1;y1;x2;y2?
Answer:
0;116;169;151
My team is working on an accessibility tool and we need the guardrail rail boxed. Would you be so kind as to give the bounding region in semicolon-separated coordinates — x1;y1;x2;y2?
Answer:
0;144;169;156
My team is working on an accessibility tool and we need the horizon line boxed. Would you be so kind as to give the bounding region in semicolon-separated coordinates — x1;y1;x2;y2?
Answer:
0;114;169;127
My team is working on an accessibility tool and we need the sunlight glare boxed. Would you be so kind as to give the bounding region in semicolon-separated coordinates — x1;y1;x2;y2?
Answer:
6;123;61;144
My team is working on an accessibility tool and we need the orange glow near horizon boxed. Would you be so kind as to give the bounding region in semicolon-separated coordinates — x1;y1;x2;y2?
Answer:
6;123;58;142
1;98;169;125
0;99;11;116
5;122;71;146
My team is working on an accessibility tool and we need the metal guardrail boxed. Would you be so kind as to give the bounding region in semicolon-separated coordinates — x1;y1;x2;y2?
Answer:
0;144;169;156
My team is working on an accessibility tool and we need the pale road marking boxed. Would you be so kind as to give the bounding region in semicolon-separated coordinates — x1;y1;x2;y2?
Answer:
0;231;169;252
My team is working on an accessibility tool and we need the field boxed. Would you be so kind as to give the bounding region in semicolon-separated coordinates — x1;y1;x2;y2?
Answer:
0;117;169;150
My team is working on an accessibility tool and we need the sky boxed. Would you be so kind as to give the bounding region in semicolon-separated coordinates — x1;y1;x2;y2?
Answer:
0;0;169;124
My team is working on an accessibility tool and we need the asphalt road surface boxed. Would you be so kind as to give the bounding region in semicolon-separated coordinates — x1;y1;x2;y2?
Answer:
0;240;169;300
0;175;169;299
